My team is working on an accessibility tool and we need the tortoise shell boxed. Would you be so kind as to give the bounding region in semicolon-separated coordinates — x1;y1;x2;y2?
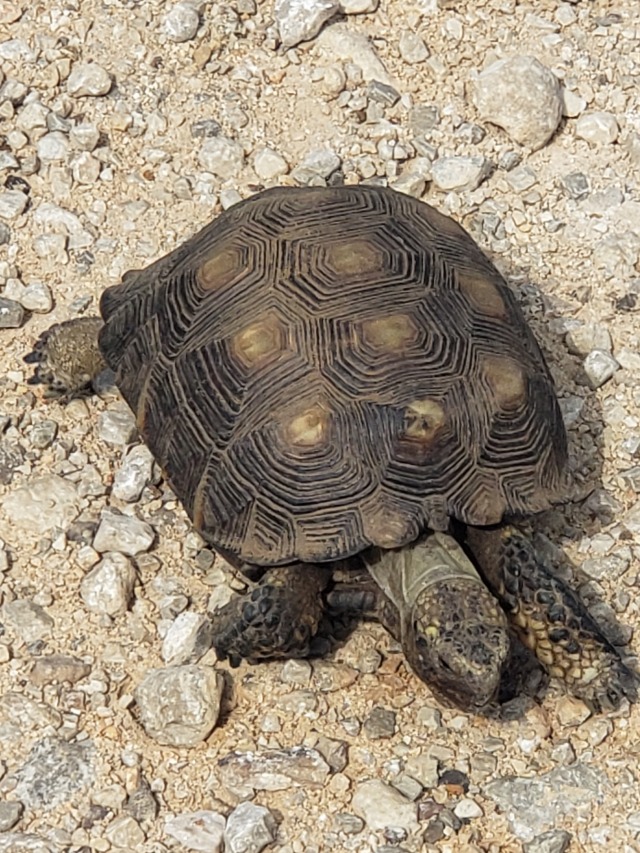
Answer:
99;185;567;565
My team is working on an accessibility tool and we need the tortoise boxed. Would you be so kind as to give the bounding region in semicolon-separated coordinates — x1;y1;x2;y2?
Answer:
25;185;636;713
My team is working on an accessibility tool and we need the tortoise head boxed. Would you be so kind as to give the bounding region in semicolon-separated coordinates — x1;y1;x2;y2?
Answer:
405;578;511;712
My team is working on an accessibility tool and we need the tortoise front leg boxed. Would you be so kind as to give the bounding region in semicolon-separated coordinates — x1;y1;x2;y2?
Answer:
466;525;638;712
210;564;331;667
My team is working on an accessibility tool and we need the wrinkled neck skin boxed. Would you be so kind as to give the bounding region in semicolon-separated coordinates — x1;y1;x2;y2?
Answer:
364;532;482;615
363;532;510;713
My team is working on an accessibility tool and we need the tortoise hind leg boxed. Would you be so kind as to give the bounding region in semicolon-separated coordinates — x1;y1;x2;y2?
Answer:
211;564;331;667
466;525;638;712
24;317;106;400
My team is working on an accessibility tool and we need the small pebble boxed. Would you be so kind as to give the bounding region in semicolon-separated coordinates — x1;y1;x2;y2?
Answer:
431;156;491;191
165;811;225;853
67;62;113;97
253;147;289;180
398;31;428;64
224;802;277;853
524;829;572;853
21;281;53;313
0;801;23;831
161;612;213;665
363;706;396;739
453;798;484;819
583;350;619;389
575;112;619;146
97;408;138;445
93;511;155;556
275;0;339;49
352;780;418;832
80;552;137;615
0;190;28;219
0;296;24;328
198;136;245;178
136;665;224;747
164;2;200;42
473;56;562;150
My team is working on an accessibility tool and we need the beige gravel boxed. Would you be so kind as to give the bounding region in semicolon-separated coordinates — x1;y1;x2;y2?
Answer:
1;1;640;851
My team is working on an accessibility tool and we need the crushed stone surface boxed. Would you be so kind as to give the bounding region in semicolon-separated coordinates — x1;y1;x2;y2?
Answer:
0;0;640;851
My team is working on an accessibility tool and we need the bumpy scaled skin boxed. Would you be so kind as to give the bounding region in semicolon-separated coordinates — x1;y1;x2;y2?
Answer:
466;525;638;712
24;317;106;400
212;565;331;668
213;533;512;712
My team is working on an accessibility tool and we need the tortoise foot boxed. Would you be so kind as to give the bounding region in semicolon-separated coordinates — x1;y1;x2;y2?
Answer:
467;524;638;712
211;564;330;667
24;317;105;400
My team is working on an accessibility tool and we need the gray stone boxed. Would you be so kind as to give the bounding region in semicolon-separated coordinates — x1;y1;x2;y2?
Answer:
198;136;245;178
3;599;54;643
367;80;401;106
333;813;364;834
67;62;113;97
253;147;289;180
431;156;491;191
80;552;137;615
161;612;213;665
524;830;572;853
398;31;428;64
225;802;277;853
473;56;562;150
561;88;586;118
291;148;341;185
104;816;145;848
364;706;396;739
16;101;49;132
164;2;200;42
165;811;225;852
112;444;155;501
0;440;25;483
505;165;537;192
0;835;56;853
404;753;439;788
36;132;69;162
191;118;222;139
339;0;377;11
453;798;484;819
352;779;419;832
0;801;22;832
483;763;603;842
14;737;94;808
71;151;101;183
561;171;590;200
391;774;422;800
409;103;439;135
565;323;612;357
70;121;100;151
30;654;91;686
97;407;138;445
281;659;312;685
0;297;24;327
135;665;224;747
218;747;330;795
29;419;57;450
314;735;348;772
275;0;339;49
583;349;619;389
316;23;395;87
93;510;155;556
0;190;27;220
575;112;619;146
0;474;78;532
21;281;53;313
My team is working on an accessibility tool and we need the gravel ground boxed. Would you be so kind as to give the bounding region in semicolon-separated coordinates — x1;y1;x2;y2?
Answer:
1;1;640;851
